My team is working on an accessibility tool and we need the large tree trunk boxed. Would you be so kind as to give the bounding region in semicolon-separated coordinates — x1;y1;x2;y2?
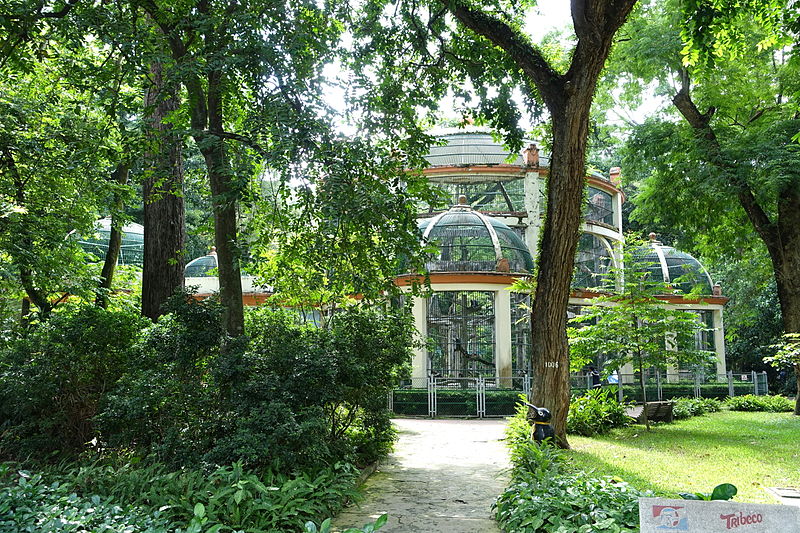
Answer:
142;61;185;321
196;70;244;336
529;101;593;447
96;162;131;308
773;186;800;415
447;0;636;446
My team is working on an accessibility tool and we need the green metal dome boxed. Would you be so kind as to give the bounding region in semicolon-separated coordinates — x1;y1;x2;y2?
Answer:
418;198;534;273
638;237;713;295
185;249;218;277
77;218;144;266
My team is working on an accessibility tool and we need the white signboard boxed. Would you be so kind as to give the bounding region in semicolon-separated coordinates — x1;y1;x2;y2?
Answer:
639;497;800;533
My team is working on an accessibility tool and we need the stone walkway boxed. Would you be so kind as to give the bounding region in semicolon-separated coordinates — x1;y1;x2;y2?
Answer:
332;418;510;533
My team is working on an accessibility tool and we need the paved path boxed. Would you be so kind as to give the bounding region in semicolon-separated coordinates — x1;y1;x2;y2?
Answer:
332;418;510;533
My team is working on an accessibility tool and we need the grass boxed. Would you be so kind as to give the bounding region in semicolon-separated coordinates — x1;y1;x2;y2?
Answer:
566;410;800;504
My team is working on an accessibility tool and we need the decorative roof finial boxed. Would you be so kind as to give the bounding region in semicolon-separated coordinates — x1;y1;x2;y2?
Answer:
524;143;539;168
648;232;657;242
458;195;468;206
609;167;622;185
209;246;217;256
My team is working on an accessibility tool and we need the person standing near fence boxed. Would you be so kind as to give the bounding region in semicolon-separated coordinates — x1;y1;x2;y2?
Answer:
589;366;601;388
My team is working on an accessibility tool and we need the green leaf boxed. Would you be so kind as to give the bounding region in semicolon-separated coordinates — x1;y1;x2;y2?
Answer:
320;518;331;533
194;502;206;518
710;483;737;501
374;514;388;530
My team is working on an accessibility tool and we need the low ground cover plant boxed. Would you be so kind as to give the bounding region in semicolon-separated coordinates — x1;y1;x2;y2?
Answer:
0;461;360;533
0;465;173;533
726;394;794;412
672;397;722;420
567;387;632;436
495;405;647;532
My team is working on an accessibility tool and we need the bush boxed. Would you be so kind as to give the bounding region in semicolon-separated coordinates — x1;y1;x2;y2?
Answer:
726;394;794;412
567;387;632;436
0;304;147;459
99;298;412;472
672;397;723;420
495;406;647;532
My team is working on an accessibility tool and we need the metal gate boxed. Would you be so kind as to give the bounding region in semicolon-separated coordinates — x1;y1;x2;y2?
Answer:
390;375;531;418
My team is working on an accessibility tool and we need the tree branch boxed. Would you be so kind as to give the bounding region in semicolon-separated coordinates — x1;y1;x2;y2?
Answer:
672;67;778;248
444;0;564;108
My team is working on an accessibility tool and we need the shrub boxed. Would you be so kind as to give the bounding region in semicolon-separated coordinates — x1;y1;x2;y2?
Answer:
0;304;147;459
495;406;647;532
672;397;723;420
726;394;794;412
97;294;233;467
99;298;411;472
567;387;632;436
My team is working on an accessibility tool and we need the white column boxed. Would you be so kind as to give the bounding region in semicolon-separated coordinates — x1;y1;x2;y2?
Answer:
713;309;727;376
523;171;541;257
665;330;679;383
620;362;636;384
613;190;624;234
495;289;512;380
411;296;428;381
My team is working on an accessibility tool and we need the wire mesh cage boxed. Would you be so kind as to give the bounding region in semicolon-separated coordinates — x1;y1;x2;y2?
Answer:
572;233;615;290
419;208;534;273
427;290;495;378
76;219;144;266
585;186;614;226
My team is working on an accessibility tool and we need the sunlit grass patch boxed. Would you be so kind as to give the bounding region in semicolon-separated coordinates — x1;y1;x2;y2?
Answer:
567;410;800;503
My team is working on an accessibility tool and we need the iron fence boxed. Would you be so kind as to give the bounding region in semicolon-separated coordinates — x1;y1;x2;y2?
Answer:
390;370;771;418
570;370;770;402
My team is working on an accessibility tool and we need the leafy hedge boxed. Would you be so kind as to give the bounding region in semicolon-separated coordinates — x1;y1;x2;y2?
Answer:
494;406;648;532
672;397;723;420
615;383;755;402
0;305;147;458
725;394;794;412
567;387;632;436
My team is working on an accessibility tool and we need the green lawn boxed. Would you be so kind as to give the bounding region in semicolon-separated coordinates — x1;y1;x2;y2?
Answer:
567;410;800;504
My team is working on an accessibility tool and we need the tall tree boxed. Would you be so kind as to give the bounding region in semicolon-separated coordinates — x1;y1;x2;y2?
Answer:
0;53;122;316
613;0;800;412
355;0;639;445
141;56;185;320
139;0;351;335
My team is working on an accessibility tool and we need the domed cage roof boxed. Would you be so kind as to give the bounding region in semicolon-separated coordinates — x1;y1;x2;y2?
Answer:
637;238;713;295
185;249;218;278
425;130;546;168
418;198;534;273
77;218;144;266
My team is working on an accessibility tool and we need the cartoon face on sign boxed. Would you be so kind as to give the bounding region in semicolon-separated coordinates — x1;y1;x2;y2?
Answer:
652;505;688;530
